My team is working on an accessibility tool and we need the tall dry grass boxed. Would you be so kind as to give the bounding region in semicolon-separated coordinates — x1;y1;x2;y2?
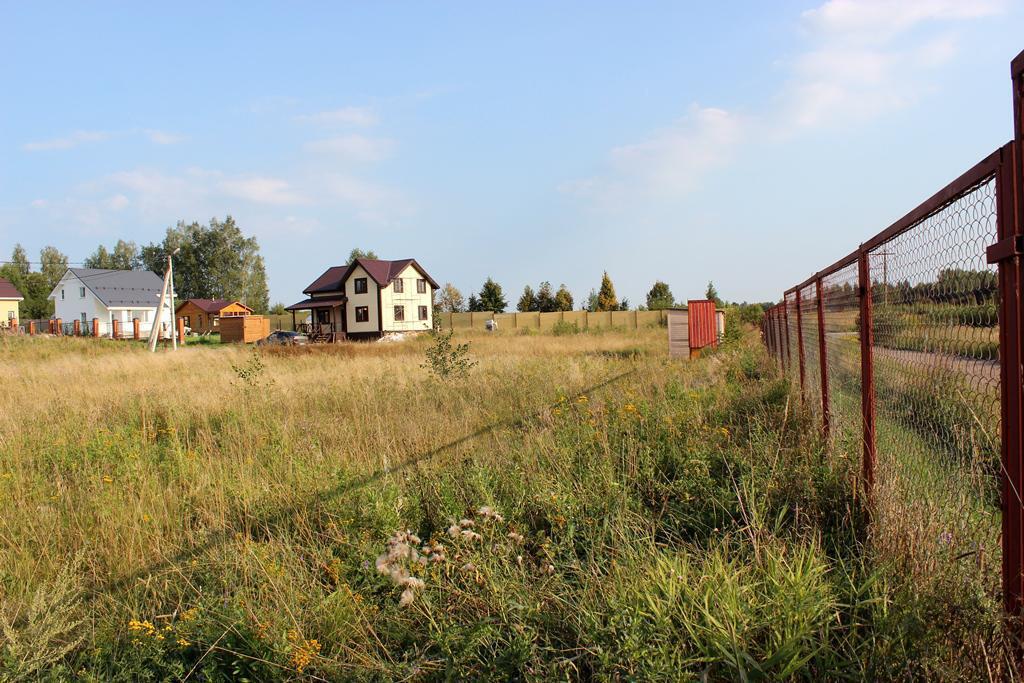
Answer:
0;328;1017;679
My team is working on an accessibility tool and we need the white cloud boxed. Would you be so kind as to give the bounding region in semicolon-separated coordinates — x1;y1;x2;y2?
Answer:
295;106;377;126
105;194;130;211
30;199;47;208
144;129;186;145
801;0;1003;42
566;0;1003;204
304;134;395;162
23;130;111;151
219;177;307;206
780;0;1004;129
564;106;745;202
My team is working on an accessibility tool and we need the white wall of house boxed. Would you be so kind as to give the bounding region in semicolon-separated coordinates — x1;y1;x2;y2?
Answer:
380;263;433;332
344;264;380;334
50;271;173;336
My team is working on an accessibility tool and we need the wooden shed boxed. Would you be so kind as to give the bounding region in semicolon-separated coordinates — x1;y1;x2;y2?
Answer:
667;304;726;359
175;299;254;335
219;315;270;343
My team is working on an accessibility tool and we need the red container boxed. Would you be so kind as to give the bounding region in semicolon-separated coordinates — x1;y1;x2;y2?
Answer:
688;299;718;352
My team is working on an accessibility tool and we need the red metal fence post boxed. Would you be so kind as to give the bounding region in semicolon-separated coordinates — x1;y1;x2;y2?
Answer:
857;250;877;503
794;289;806;400
995;50;1024;616
816;278;830;437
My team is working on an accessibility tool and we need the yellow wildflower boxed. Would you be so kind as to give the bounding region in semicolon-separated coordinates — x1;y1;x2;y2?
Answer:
177;638;190;647
623;404;636;413
102;476;113;484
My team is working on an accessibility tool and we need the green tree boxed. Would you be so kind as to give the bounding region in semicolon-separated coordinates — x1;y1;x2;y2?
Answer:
348;248;379;262
268;302;286;315
39;246;68;288
586;288;599;312
517;285;538;312
706;281;722;307
536;281;558;313
596;272;618;311
618;298;630;311
554;284;574;311
84;241;139;270
436;283;466;313
467;293;481;312
9;244;30;277
477;278;507;313
646;280;675;310
0;244;62;319
140;216;270;312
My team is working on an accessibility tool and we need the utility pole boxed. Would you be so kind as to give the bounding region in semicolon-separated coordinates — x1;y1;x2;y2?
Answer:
168;248;180;350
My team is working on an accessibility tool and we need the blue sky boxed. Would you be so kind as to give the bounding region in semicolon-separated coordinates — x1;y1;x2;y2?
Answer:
2;1;1022;307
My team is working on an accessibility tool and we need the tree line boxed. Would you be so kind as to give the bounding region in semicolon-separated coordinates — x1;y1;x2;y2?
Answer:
433;273;729;314
0;244;69;319
82;216;270;313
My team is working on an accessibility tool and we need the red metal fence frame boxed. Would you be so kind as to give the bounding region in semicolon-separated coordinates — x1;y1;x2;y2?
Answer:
761;48;1024;622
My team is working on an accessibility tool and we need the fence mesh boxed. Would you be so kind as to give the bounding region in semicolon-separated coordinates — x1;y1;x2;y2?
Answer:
821;261;862;446
868;176;1001;583
766;171;1003;601
785;292;799;385
799;284;821;415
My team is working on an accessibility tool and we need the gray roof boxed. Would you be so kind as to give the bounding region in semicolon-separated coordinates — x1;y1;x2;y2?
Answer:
68;268;166;308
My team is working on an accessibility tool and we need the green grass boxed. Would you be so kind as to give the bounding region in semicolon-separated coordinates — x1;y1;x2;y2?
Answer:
0;329;1018;679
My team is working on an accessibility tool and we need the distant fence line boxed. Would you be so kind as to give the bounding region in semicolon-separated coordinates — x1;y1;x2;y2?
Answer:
269;310;669;332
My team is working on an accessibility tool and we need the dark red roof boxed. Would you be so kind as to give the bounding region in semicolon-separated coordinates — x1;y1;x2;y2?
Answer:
303;266;348;294
342;258;440;289
302;259;439;294
285;297;346;311
0;277;23;300
175;299;253;314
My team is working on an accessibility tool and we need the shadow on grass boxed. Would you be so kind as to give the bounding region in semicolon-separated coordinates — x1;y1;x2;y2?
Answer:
92;368;638;602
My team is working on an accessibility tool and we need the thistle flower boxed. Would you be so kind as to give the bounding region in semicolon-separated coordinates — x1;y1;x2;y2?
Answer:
458;518;475;529
508;531;524;544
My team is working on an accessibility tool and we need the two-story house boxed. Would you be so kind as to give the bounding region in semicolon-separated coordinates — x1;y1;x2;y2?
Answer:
286;258;438;341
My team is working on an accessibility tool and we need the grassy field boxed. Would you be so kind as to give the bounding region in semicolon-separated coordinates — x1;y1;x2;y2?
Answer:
0;327;1018;680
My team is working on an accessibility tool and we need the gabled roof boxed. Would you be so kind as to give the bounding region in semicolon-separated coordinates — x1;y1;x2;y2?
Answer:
342;258;439;289
55;268;166;308
302;258;439;294
175;298;254;315
0;276;23;300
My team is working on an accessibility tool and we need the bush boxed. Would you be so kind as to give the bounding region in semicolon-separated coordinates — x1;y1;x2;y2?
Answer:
551;321;579;336
422;329;478;380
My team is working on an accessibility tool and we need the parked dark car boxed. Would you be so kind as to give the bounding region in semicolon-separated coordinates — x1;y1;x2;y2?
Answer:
256;330;309;346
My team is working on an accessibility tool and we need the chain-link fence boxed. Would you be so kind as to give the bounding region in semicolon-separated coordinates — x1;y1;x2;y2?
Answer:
760;49;1024;617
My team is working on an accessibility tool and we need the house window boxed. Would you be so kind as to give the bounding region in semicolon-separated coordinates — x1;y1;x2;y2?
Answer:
354;277;368;294
144;311;151;322
393;278;404;293
394;305;405;321
417;279;427;294
419;306;429;321
355;306;369;323
61;289;65;300
213;316;219;327
182;316;191;328
79;286;86;298
80;312;87;324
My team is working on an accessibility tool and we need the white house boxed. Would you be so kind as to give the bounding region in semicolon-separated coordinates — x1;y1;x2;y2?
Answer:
49;268;174;337
285;258;438;341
